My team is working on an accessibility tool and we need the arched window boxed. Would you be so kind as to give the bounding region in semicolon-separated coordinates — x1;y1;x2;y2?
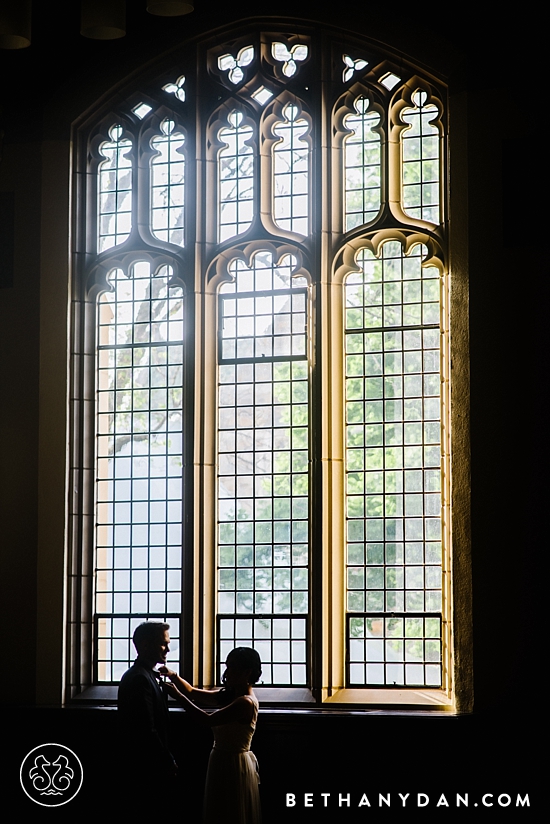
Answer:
71;22;456;704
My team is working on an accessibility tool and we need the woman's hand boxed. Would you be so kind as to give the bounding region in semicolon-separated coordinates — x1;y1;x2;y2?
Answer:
158;665;177;679
163;681;182;701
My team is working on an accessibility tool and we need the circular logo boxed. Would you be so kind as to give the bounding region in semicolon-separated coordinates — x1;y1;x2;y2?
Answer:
20;743;83;807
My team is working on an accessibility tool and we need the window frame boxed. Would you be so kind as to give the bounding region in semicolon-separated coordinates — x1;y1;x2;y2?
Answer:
66;19;471;711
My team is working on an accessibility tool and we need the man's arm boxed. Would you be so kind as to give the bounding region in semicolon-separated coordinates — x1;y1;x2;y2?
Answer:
158;666;223;707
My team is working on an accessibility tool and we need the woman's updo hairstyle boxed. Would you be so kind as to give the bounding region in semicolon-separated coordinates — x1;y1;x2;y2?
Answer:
226;646;262;684
217;646;262;705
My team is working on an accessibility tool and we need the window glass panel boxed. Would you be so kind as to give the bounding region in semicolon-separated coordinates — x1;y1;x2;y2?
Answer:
273;105;309;236
95;262;183;681
151;120;185;247
344;97;381;230
380;72;401;90
342;54;368;83
345;242;442;687
218;111;254;241
98;125;132;252
84;29;451;697
163;75;186;102
402;91;440;223
217;252;309;685
271;42;308;78
218;46;254;84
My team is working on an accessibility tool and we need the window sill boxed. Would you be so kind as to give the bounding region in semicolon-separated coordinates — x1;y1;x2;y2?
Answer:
325;688;453;711
71;685;316;705
71;685;453;712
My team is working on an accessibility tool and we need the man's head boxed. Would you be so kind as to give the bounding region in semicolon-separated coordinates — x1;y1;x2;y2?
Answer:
132;622;170;667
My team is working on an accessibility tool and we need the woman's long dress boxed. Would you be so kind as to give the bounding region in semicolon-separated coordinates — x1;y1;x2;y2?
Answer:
203;694;261;824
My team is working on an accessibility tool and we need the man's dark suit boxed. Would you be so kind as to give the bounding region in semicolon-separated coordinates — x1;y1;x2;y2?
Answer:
117;656;176;781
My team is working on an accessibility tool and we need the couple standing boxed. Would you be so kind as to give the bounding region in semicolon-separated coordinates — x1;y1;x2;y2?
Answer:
117;621;262;823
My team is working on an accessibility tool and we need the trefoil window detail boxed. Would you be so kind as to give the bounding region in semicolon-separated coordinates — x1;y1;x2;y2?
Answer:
218;46;254;85
163;75;186;102
271;42;308;77
342;55;368;83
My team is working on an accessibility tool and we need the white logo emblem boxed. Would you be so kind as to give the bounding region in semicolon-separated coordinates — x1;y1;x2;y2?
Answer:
20;743;83;807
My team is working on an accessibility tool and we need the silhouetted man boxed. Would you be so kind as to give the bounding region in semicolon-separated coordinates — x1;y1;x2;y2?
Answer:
118;621;177;792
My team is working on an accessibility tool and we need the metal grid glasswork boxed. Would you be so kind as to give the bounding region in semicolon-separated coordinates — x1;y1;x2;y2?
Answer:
95;614;180;683
344;97;381;231
98;125;132;252
219;111;254;242
273;104;309;236
345;241;442;687
218;616;307;685
217;252;309;686
95;262;183;680
151;120;185;247
347;614;441;686
402;91;440;224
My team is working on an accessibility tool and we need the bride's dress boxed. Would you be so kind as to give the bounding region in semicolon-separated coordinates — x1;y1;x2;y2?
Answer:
203;694;261;824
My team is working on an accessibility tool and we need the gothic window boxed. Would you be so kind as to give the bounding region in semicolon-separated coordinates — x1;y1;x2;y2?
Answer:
73;23;452;700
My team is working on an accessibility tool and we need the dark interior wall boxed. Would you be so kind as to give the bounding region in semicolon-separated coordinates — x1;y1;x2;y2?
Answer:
467;89;537;713
0;1;538;813
9;707;531;820
0;141;41;706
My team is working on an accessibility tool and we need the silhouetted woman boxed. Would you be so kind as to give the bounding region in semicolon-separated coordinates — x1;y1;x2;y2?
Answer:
161;647;262;824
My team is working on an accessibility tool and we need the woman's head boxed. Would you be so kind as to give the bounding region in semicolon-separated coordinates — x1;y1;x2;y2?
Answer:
224;647;262;685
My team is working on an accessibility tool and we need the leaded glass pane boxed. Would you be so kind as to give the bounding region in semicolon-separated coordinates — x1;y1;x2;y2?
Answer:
273;105;309;236
217;252;309;686
96;615;180;683
344;97;381;230
95;262;183;681
345;242;442;687
98;125;132;252
219;111;254;241
151;120;185;247
345;614;440;686
402;91;440;223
